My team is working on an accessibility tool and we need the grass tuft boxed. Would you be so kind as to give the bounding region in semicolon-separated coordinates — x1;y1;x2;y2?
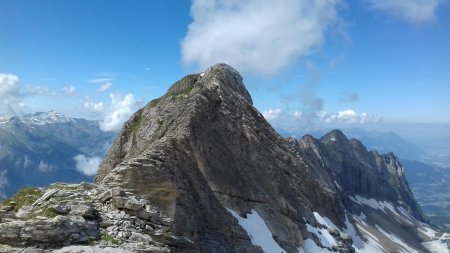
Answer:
101;234;120;245
1;187;44;211
41;207;58;218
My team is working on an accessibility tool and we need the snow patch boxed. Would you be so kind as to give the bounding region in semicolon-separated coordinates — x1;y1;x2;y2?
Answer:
227;208;286;253
418;225;437;238
300;238;334;253
343;215;365;249
306;224;337;249
355;224;386;253
313;212;330;227
422;240;450;253
200;72;205;77
354;212;367;225
334;180;342;190
350;195;400;216
422;233;450;253
375;225;419;253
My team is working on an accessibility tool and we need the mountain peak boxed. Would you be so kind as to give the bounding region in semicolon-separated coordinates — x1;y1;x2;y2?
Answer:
202;63;253;104
22;110;72;125
320;129;348;144
91;64;429;253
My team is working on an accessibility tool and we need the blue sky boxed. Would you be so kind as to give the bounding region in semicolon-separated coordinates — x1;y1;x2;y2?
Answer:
0;0;449;134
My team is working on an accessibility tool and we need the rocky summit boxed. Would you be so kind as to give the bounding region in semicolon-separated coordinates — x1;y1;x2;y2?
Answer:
0;63;448;253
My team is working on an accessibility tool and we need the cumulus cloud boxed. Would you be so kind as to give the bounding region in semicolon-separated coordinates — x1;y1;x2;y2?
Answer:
262;109;311;133
74;154;102;176
99;93;140;132
325;109;381;124
0;74;19;97
62;85;76;96
182;0;341;75
367;0;441;24
262;109;283;121
263;108;381;134
0;73;23;115
98;82;112;93
83;100;105;112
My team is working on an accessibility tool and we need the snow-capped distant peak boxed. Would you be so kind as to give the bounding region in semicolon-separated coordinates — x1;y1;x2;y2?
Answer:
21;110;73;125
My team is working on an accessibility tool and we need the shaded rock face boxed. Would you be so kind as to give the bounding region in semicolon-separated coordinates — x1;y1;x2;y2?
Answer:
0;64;438;253
289;130;423;220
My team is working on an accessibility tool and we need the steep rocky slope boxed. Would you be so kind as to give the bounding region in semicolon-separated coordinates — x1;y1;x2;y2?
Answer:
0;64;447;252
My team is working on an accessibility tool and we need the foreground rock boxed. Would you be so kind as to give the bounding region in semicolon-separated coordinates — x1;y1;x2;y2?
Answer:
0;183;172;252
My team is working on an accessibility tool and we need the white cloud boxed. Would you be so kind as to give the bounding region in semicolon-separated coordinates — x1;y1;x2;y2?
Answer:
0;73;19;98
182;0;341;75
99;93;140;132
292;111;303;120
89;78;114;84
263;109;283;121
325;109;381;124
262;108;381;134
74;154;102;176
367;0;441;24
0;73;23;115
38;161;54;172
83;100;105;112
98;82;112;93
62;85;76;96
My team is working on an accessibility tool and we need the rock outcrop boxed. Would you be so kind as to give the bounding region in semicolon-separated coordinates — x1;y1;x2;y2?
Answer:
0;64;446;253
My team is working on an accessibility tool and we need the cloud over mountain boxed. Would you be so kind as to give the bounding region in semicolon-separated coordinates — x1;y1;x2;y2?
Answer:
99;93;140;132
182;0;341;75
74;154;102;176
0;74;22;115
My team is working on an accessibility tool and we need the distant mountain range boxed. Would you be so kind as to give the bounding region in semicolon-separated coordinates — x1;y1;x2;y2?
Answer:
0;111;115;199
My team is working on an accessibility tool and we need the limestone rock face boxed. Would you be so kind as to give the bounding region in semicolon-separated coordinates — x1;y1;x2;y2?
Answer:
95;63;350;252
0;183;173;252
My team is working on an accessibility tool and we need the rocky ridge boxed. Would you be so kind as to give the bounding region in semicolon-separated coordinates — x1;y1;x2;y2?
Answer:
0;182;176;252
0;63;448;252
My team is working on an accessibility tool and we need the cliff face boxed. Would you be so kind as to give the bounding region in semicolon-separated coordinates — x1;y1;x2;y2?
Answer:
95;63;347;252
288;130;423;220
0;64;444;253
